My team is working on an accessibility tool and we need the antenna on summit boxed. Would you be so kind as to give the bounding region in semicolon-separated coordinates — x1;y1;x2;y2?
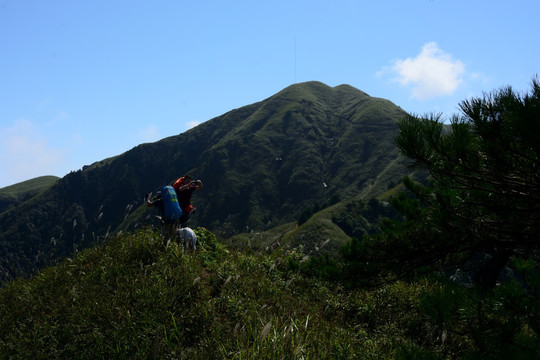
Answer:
294;36;297;83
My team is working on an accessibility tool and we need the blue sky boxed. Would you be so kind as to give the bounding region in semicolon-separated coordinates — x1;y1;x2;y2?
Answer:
1;0;538;188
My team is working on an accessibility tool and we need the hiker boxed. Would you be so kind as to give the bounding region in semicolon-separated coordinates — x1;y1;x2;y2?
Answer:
173;175;203;227
145;186;182;245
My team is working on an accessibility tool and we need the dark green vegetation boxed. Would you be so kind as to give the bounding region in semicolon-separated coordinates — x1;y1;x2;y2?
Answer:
1;78;538;358
0;82;415;284
342;77;540;290
0;176;59;214
1;228;537;359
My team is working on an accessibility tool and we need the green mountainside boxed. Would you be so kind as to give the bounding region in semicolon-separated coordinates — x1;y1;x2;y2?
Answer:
0;81;414;284
1;79;538;359
0;176;59;213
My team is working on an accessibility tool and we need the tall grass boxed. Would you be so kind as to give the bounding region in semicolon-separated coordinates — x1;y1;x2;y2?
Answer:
0;228;538;359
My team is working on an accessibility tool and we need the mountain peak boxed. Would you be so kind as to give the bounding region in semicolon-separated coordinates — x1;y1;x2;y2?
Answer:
0;82;411;284
272;81;370;103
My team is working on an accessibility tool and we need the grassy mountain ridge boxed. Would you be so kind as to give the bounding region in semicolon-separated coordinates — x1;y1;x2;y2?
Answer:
0;228;427;358
0;81;412;284
0;175;59;214
192;81;407;230
2;227;535;359
224;190;400;258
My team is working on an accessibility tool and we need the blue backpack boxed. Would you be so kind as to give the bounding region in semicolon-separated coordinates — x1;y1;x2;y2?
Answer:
161;185;182;221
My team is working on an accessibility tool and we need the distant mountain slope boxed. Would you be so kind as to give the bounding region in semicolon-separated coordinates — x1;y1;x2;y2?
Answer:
191;82;409;232
0;176;59;214
0;81;412;284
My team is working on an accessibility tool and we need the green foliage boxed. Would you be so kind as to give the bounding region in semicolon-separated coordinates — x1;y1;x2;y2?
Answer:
332;197;398;238
297;206;316;226
339;191;445;286
0;228;393;358
344;77;540;290
1;228;538;358
299;253;341;280
2;79;538;359
297;194;341;226
0;81;414;285
335;77;540;359
0;175;58;213
412;276;540;359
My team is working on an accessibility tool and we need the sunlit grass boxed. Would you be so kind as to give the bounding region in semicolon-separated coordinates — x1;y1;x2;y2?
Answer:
0;228;538;359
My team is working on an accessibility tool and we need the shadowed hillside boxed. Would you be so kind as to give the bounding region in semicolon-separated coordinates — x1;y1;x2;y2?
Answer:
0;81;413;284
0;176;59;213
2;80;538;359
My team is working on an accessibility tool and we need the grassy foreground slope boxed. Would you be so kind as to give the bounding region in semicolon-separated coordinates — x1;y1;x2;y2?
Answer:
1;228;537;359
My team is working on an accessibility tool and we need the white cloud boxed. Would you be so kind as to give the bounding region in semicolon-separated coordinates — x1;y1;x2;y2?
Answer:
0;119;65;186
384;42;465;100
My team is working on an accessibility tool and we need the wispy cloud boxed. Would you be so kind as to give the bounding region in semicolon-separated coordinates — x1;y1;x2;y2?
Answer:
379;42;465;100
185;121;201;131
0;119;64;186
136;125;160;143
